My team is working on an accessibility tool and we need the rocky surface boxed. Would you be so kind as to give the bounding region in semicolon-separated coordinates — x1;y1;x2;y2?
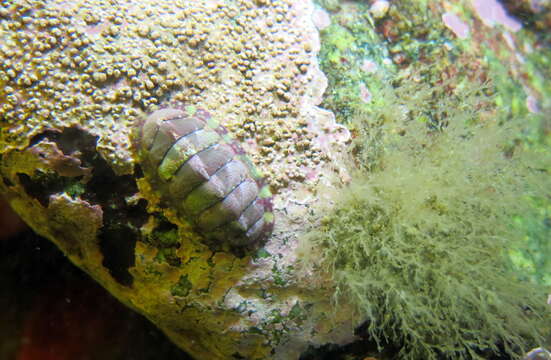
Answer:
0;0;352;359
2;0;551;359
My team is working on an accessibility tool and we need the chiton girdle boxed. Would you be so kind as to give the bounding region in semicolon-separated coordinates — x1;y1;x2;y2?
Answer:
137;105;274;249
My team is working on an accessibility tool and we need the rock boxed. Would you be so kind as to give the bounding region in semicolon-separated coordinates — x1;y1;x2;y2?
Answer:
0;0;352;359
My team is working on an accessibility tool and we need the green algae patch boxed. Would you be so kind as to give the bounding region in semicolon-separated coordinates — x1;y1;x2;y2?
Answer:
302;70;551;358
316;0;469;127
171;274;193;298
323;23;356;56
313;0;551;358
143;225;183;267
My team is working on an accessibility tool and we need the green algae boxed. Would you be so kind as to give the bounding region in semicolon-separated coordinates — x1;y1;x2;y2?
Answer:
316;0;465;127
315;0;551;288
304;71;550;357
65;182;85;198
307;4;551;350
171;274;193;298
144;225;182;267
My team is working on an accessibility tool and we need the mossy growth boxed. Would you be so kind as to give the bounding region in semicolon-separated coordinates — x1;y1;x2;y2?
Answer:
317;0;470;127
171;274;192;298
143;220;182;267
302;69;551;359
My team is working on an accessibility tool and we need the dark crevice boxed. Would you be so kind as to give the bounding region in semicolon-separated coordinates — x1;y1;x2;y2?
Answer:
0;229;193;360
98;226;137;287
29;129;63;147
22;126;149;287
1;174;14;187
155;217;179;233
18;172;79;207
74;134;146;287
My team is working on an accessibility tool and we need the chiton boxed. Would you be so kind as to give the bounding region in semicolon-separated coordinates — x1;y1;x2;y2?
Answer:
137;106;274;247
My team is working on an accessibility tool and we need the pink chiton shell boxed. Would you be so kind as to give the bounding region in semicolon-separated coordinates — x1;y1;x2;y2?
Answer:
138;106;274;247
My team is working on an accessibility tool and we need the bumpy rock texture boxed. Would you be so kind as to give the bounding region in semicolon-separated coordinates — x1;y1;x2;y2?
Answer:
0;0;331;185
0;0;351;359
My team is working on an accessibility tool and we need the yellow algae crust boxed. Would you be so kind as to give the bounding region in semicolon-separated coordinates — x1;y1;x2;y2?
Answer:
0;0;327;187
0;1;347;359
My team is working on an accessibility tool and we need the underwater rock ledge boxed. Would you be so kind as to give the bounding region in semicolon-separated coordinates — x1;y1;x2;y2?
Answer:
0;0;353;359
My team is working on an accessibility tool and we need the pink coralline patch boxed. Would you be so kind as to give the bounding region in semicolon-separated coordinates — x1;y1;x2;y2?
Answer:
359;83;372;103
312;7;331;30
526;94;540;113
442;12;470;39
502;31;516;49
29;140;92;179
361;59;378;73
85;21;113;36
308;107;350;158
305;168;319;181
472;0;522;32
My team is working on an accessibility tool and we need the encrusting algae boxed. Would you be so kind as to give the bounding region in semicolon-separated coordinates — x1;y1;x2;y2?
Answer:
0;0;329;188
0;1;355;359
1;0;551;359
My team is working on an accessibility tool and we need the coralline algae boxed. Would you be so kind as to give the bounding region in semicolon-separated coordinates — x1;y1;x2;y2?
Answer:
0;0;328;188
0;1;351;359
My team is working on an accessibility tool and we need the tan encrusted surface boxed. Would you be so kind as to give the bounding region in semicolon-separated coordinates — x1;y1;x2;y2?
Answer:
0;1;355;359
0;0;330;188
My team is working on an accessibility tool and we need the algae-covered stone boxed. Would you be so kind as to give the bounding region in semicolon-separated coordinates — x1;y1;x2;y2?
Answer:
0;0;352;359
3;0;550;358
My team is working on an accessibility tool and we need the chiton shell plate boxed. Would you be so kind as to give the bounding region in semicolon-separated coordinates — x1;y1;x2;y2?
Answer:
137;106;274;247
